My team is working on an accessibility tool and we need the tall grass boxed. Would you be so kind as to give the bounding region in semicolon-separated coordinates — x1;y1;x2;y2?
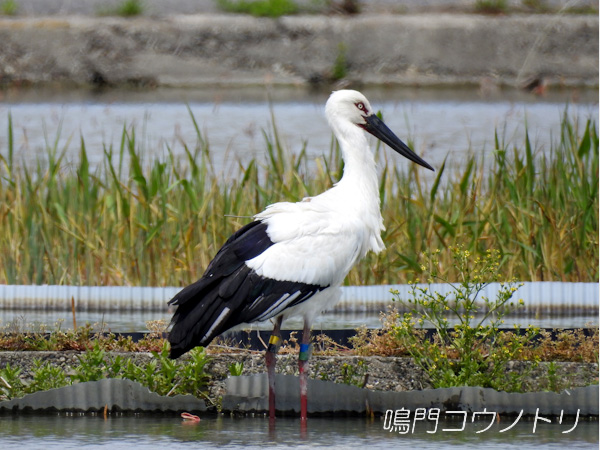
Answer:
0;111;597;286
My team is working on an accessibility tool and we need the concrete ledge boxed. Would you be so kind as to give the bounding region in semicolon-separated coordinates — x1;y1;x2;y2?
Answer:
0;14;597;88
222;374;598;416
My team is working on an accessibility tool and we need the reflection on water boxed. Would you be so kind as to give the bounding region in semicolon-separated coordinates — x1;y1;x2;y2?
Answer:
0;414;597;449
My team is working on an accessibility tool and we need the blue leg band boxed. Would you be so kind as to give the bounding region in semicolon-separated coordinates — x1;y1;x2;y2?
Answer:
299;343;312;361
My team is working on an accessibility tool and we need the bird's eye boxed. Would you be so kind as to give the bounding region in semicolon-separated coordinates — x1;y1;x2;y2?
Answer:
355;102;368;114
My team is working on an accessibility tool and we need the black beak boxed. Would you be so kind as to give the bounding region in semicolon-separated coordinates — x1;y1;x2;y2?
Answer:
360;114;434;171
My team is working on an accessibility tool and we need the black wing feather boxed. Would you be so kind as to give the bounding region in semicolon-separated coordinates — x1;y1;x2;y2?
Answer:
168;220;328;359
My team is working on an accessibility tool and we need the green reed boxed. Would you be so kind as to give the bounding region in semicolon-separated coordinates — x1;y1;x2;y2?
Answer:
0;110;597;286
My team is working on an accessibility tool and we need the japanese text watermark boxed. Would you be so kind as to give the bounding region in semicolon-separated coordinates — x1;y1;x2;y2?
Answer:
383;408;580;434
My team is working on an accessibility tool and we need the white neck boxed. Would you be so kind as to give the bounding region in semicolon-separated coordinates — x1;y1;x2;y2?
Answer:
332;121;379;202
327;120;385;254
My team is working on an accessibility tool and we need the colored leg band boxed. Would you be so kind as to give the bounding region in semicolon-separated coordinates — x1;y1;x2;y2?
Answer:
299;343;312;361
268;334;281;353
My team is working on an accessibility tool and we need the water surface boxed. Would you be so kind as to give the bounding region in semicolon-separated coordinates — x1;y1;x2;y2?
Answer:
1;86;596;177
0;414;597;449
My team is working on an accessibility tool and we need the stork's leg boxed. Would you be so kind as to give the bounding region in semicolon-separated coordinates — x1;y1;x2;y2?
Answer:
298;320;312;422
266;316;283;421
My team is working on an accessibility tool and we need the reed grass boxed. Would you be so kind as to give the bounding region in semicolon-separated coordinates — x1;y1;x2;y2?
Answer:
0;110;597;287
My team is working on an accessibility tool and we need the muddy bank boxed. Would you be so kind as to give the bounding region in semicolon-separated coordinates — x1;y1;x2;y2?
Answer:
0;13;597;89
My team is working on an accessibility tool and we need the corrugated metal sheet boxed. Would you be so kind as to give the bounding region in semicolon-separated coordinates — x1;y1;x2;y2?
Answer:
0;282;596;313
0;285;180;311
0;378;206;413
2;375;596;416
336;282;599;314
222;374;598;416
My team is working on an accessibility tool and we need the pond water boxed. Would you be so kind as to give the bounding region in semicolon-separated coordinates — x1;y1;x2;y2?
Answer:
0;86;597;178
0;414;597;449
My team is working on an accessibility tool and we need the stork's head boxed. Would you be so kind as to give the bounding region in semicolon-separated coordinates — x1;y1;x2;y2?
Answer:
325;90;434;171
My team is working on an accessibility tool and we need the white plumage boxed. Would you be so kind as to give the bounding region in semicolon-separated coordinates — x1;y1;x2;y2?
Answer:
167;89;433;420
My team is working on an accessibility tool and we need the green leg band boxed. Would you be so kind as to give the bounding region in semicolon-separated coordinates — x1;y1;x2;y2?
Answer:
299;343;312;361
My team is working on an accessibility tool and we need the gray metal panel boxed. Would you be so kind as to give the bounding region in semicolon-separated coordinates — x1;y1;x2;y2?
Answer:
0;282;597;313
223;374;598;416
0;378;206;413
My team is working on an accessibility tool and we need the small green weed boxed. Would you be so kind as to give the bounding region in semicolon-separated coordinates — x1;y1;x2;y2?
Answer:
521;0;549;12
73;340;108;382
545;361;560;392
148;342;180;395
98;0;143;17
177;347;211;397
340;360;368;387
390;247;541;392
27;359;70;392
117;0;143;16
120;341;210;397
216;0;299;17
331;42;349;81
228;361;244;376
474;0;508;14
0;339;212;402
0;0;17;15
0;363;24;400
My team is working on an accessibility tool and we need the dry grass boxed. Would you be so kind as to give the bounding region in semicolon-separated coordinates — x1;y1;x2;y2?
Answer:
349;309;599;364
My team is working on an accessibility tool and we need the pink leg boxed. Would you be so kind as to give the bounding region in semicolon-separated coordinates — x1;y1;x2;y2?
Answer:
266;316;282;421
298;320;311;423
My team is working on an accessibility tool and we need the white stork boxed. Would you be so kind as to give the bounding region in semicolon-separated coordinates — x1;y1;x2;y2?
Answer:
167;90;433;421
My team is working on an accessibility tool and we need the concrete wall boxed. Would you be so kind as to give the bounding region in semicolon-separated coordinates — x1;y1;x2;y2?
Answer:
0;13;597;88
